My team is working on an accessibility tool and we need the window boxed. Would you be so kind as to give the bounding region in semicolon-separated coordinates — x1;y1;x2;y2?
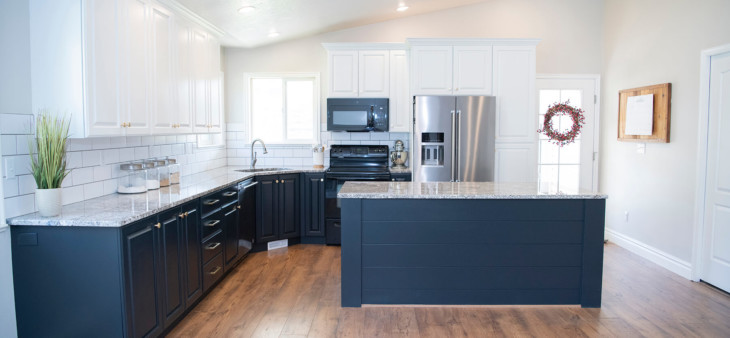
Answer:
538;89;582;193
245;73;320;144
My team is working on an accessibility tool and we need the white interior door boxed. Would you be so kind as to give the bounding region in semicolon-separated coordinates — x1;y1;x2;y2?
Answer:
536;76;599;192
701;51;730;292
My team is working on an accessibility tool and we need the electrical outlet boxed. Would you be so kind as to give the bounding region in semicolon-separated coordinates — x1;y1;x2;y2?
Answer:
4;158;15;179
624;211;629;222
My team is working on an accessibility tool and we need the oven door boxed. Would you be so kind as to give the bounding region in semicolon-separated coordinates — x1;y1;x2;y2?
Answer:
324;174;390;218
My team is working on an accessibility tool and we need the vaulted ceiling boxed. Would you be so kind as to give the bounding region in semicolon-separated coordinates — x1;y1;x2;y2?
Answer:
175;0;487;48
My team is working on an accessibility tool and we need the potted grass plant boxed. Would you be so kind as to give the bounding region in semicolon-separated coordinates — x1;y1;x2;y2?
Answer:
28;112;71;216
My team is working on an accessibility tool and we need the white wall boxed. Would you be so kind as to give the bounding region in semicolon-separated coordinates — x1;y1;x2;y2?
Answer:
223;0;604;124
0;0;27;335
600;0;730;268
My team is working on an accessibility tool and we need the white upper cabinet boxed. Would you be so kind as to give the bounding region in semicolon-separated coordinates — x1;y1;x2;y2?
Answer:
453;46;492;95
389;50;410;132
410;46;453;95
328;51;359;97
192;32;222;133
492;45;536;143
358;50;390;97
29;0;222;138
411;44;492;96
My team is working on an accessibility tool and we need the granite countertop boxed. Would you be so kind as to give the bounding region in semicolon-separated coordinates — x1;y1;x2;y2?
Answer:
8;166;325;227
338;181;608;199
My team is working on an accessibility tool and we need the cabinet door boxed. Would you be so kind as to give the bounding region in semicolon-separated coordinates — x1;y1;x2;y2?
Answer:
150;5;175;135
411;46;453;95
183;205;202;306
123;0;151;135
175;20;193;134
303;174;325;237
358;50;389;97
328;50;358;97
192;29;209;133
158;209;185;327
492;45;536;143
256;176;278;242
279;174;300;239
453;46;492;95
389;50;410;132
84;0;124;137
208;73;223;133
222;202;240;270
122;219;163;338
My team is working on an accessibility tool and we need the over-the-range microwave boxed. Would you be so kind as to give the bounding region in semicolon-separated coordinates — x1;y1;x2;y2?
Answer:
326;98;389;132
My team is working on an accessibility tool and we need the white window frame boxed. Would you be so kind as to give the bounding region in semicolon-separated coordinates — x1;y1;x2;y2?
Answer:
244;72;321;145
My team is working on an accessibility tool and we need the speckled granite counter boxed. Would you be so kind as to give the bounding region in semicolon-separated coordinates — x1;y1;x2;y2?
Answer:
338;181;607;199
8;166;325;227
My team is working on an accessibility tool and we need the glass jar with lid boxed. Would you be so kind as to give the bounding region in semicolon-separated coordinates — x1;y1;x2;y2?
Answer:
167;158;180;185
144;161;160;190
118;163;147;194
155;159;170;187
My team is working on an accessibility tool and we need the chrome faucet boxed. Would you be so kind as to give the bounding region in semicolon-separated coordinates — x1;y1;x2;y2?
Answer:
250;138;268;169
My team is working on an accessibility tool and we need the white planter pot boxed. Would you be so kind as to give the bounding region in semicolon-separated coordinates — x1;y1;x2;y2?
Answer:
35;188;62;217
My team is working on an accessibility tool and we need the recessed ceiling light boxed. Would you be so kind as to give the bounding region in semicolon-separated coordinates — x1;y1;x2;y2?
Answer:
238;6;255;14
396;5;409;12
268;31;280;38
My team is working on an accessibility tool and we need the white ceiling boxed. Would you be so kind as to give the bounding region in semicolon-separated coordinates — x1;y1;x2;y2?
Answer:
175;0;487;48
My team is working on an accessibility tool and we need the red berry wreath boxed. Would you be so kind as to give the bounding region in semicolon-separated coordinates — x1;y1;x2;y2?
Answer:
538;101;586;147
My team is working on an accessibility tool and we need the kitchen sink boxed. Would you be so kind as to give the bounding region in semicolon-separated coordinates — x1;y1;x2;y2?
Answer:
236;168;290;173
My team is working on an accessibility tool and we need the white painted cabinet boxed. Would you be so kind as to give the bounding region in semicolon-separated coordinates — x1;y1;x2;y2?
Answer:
328;51;358;97
389;50;410;132
192;32;222;134
358;50;390;97
29;0;221;138
411;45;492;96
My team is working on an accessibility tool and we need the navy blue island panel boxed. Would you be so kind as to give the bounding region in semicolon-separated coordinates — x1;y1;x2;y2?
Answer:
341;198;606;308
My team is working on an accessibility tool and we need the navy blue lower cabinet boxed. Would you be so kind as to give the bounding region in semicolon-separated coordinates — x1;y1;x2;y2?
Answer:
183;204;203;307
340;198;606;308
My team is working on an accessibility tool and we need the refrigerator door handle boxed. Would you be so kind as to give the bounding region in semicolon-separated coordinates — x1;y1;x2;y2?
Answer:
455;109;461;182
450;110;457;182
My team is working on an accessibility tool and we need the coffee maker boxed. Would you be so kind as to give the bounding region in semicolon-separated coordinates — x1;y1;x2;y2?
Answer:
390;140;408;168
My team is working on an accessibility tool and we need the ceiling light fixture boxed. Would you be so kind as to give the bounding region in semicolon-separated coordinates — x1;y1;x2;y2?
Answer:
268;30;280;38
238;6;255;14
396;4;409;12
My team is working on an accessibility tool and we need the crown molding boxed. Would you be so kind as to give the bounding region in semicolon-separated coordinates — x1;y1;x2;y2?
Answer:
156;0;226;38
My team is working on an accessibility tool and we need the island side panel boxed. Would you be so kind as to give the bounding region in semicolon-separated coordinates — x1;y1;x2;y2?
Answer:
581;199;606;307
340;198;363;307
355;199;597;306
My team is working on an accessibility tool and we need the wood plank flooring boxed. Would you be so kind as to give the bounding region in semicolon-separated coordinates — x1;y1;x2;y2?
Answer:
168;243;730;337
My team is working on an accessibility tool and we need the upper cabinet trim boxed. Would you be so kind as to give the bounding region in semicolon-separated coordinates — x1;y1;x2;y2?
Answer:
156;0;226;38
407;38;540;46
322;43;407;50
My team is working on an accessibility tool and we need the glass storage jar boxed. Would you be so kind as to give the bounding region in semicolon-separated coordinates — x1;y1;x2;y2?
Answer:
167;158;180;185
155;159;170;187
118;163;147;194
144;161;160;190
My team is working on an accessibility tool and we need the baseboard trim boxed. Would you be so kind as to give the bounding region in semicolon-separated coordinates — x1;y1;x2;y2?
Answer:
605;228;692;280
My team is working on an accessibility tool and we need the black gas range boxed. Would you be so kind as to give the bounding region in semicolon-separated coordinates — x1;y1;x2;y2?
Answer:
324;145;391;245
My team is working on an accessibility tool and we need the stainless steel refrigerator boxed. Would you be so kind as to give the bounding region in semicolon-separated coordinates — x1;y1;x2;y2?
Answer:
413;96;496;182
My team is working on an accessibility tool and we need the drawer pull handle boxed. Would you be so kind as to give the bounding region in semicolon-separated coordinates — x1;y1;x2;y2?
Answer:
222;191;237;197
154;222;161;229
179;213;185;219
208;266;222;275
204;220;220;227
243;181;259;190
237;205;241;209
205;242;221;250
203;199;220;206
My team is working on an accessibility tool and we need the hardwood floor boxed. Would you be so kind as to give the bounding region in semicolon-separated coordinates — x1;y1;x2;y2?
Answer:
168;243;730;337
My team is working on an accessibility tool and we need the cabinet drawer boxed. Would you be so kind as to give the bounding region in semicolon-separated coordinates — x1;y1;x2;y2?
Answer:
201;211;223;239
202;253;224;292
201;192;224;216
202;230;223;264
218;187;239;206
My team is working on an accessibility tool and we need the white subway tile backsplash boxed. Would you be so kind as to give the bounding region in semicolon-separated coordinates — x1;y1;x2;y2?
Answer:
331;132;350;141
18;174;36;195
109;137;126;148
149;146;161;157
126;136;141;147
62;185;84;206
228;123;245;132
13;155;31;175
5;194;35;218
119;148;135;162
165;136;177;144
141;136;155;146
67;151;83;169
3;177;18;198
102;149;120;165
350;133;371;141
370;133;391;140
134;147;149;160
82;150;102;167
62;176;73;188
72;167;94;185
92;137;111;150
93;165;112;181
16;135;33;155
172;144;185;155
103;179;118;195
1;135;17;155
67;138;93;151
83;182;104;200
160;144;172;156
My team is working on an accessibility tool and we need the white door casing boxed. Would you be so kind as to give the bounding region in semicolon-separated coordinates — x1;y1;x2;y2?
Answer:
694;46;730;292
536;75;600;193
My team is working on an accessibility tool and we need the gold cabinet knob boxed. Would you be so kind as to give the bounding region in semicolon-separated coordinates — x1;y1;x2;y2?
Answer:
179;213;185;219
275;180;279;183
185;212;189;217
236;205;241;209
154;223;161;229
320;178;324;182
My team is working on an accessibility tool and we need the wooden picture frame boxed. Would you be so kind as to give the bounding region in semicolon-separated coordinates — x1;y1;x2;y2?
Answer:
617;83;671;142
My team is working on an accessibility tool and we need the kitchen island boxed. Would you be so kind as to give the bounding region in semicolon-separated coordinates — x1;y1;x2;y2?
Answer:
338;181;607;308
